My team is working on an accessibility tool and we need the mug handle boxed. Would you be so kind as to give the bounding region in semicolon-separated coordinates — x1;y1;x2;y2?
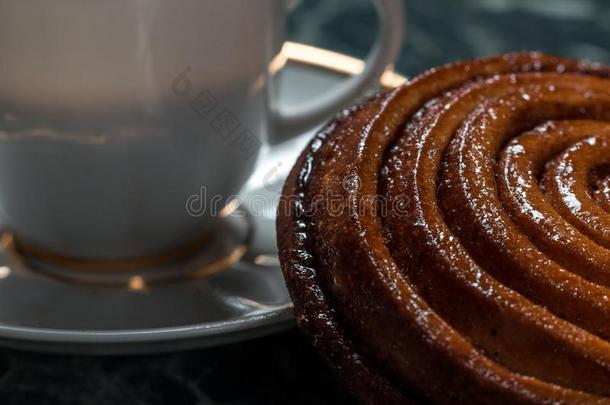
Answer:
270;0;405;143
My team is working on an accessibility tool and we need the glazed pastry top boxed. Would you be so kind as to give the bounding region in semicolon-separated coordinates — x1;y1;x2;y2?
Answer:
278;52;610;404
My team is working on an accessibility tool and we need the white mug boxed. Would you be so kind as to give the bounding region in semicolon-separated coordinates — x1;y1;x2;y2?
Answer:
0;0;404;260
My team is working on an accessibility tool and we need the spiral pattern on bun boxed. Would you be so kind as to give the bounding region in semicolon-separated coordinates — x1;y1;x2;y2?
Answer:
277;53;610;404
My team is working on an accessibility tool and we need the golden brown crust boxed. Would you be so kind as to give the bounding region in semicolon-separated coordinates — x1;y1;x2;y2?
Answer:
277;52;610;404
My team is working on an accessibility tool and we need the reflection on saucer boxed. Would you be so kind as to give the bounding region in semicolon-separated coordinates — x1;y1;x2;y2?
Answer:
4;207;251;288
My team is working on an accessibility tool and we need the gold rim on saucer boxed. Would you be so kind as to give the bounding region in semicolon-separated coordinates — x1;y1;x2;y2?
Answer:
280;41;407;89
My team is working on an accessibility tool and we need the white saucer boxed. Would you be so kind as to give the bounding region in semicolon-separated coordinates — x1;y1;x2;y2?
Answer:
0;43;406;354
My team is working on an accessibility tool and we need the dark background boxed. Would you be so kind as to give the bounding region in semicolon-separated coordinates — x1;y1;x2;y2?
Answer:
288;0;610;75
2;0;609;404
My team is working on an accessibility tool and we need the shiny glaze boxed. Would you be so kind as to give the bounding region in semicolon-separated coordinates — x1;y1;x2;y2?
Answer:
277;53;610;403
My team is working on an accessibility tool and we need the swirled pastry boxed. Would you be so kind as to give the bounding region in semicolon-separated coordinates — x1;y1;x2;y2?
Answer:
277;53;610;404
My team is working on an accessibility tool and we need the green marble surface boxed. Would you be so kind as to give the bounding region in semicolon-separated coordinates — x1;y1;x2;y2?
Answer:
288;0;610;76
2;1;609;404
